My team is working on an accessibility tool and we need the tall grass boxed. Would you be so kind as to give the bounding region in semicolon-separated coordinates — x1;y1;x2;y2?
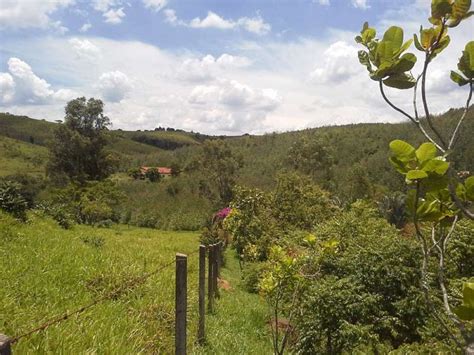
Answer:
0;211;200;353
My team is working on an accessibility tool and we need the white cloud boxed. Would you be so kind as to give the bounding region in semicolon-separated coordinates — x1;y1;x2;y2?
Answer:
0;73;15;104
190;11;235;30
142;0;167;12
0;57;76;105
97;71;132;102
310;41;359;83
317;0;330;5
177;54;251;82
79;23;92;32
103;7;125;24
164;9;179;24
165;10;271;35
351;0;370;10
1;1;471;135
188;79;281;132
93;0;119;12
0;0;74;30
236;16;271;35
69;38;101;60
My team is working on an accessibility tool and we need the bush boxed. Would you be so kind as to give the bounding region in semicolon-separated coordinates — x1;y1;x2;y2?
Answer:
0;181;28;220
242;262;266;293
41;203;74;229
80;235;105;248
134;214;159;229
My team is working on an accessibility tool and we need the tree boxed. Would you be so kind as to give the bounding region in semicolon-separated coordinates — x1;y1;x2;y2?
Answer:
145;168;161;182
198;140;243;206
47;97;114;183
287;134;334;185
356;1;474;351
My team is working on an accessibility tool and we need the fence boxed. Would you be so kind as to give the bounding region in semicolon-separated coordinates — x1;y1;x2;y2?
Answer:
0;242;224;355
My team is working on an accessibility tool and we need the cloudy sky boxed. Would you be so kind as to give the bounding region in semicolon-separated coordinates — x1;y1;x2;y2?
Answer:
0;0;472;134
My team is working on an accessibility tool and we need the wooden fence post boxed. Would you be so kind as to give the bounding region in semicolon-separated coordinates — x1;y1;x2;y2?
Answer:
215;242;221;278
197;245;206;344
175;253;187;355
213;244;219;299
207;245;214;312
0;334;11;355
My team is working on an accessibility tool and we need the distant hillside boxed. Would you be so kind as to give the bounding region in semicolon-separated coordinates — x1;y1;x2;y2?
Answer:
1;107;473;193
0;135;48;177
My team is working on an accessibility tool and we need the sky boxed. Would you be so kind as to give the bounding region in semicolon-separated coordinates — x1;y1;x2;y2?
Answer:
0;0;472;135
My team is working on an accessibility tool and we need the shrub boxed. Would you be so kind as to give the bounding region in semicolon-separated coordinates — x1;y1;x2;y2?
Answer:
0;181;28;220
242;262;266;293
80;235;105;248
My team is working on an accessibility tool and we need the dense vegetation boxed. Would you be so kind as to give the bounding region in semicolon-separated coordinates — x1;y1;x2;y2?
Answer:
1;1;473;349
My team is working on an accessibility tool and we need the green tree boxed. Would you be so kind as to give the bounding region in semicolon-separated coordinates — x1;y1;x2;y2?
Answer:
47;97;114;183
287;134;334;185
198;140;243;206
145;168;161;182
356;1;474;350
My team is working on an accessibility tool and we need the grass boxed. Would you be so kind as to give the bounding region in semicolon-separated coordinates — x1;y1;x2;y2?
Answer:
0;136;48;177
0;211;272;354
191;249;273;354
0;211;200;353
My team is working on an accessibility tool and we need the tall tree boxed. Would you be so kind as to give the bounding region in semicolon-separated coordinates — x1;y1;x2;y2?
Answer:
47;97;114;183
198;139;243;206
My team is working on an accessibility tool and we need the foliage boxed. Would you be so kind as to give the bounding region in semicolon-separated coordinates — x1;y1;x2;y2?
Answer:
145;168;161;182
47;97;115;183
378;192;407;229
0;181;28;220
196;139;243;206
287;134;334;186
356;1;474;350
272;172;339;230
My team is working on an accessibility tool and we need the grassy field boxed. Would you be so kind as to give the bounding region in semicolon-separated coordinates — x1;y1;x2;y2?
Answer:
0;211;271;354
0;136;48;177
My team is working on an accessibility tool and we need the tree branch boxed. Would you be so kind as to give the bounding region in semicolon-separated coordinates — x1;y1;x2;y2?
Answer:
448;82;473;150
420;22;448;149
379;81;445;152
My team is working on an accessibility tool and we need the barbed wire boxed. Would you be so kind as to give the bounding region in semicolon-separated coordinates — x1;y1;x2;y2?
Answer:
10;249;199;344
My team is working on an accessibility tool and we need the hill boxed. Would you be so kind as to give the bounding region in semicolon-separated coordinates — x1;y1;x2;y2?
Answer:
1;107;473;228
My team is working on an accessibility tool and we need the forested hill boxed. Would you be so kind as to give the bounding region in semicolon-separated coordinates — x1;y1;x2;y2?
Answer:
1;107;473;196
1;106;473;230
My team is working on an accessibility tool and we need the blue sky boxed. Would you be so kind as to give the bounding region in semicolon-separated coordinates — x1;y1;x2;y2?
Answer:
0;0;472;134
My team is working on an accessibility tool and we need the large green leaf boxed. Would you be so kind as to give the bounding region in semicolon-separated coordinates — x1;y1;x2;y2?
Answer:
389;156;409;173
383;73;417;89
358;50;372;72
431;0;453;19
390;140;416;158
432;35;450;57
422;159;449;175
394;39;414;57
420;27;436;49
407;170;429;180
416;143;437;162
454;282;474;320
465;176;474;200
392;53;417;73
450;70;469;86
382;26;404;49
376;41;398;65
454;305;474;320
458;41;474;78
448;0;472;27
414;33;425;51
362;27;376;44
464;282;474;308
